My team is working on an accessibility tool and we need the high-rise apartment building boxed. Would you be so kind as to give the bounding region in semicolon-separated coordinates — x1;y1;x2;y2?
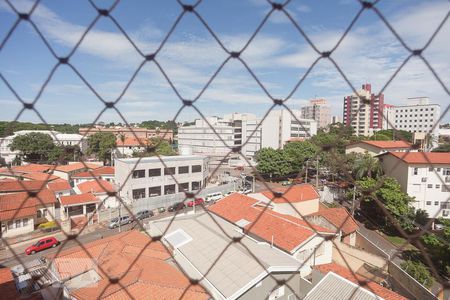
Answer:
301;99;331;128
393;97;440;148
382;104;395;130
343;84;384;136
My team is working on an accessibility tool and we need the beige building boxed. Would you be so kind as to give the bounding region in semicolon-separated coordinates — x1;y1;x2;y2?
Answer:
345;140;413;156
79;126;174;141
301;99;331;129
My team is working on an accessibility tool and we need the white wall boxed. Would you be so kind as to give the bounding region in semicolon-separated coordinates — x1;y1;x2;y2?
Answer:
294;237;333;267
1;216;35;237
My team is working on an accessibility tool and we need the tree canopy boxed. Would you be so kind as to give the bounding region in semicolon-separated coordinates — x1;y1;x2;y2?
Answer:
87;132;116;164
10;132;59;163
132;137;176;157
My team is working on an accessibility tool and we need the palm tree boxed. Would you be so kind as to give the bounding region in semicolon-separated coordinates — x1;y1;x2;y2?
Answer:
119;133;126;157
353;153;383;179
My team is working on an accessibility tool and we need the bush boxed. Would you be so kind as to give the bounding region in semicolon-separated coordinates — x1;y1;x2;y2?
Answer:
38;220;58;229
401;260;433;288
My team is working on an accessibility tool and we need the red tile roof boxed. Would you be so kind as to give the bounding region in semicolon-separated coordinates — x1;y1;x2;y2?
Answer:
208;193;334;253
54;162;102;173
47;180;72;192
71;166;115;178
116;137;150;147
384;152;450;165
76;179;115;194
314;263;407;300
60;193;98;206
9;164;53;173
0;180;47;193
0;268;20;299
261;184;320;204
20;173;59;181
360;140;412;149
51;230;209;300
0;189;57;221
308;207;359;235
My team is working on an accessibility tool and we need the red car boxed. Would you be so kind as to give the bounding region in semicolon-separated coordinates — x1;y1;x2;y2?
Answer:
186;198;204;207
25;237;59;255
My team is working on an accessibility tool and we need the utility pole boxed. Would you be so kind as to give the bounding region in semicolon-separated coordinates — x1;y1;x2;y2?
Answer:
315;157;319;188
252;176;255;193
118;202;122;233
305;161;308;183
351;185;356;217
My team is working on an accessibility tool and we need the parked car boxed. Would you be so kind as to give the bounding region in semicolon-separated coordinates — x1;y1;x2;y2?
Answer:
108;216;132;229
25;237;59;255
434;223;445;231
158;207;166;213
186;198;205;207
135;210;154;220
205;192;223;203
168;202;186;212
281;180;290;186
223;191;234;197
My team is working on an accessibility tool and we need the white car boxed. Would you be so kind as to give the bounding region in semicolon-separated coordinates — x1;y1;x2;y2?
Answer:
205;192;223;203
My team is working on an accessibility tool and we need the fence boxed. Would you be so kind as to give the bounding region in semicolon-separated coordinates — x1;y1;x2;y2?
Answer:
0;0;449;300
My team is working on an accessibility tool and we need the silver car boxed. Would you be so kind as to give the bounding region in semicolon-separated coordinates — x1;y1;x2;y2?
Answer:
108;216;131;229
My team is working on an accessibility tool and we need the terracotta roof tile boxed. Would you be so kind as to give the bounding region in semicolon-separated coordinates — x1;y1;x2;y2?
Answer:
314;263;407;300
0;189;56;221
208;194;333;253
0;180;47;193
308;207;359;235
116;137;150;147
360;140;412;149
384;152;450;165
76;179;115;194
0;268;20;299
47;180;72;192
9;164;53;173
51;230;209;300
20;173;59;181
60;193;98;206
72;166;115;178
261;184;320;203
54;162;102;173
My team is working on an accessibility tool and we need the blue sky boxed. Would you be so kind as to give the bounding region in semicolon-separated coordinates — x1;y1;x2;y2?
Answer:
0;0;449;125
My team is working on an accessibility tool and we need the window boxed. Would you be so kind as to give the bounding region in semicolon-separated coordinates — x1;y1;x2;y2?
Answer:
192;165;202;173
15;220;21;228
43;209;47;217
429;167;433;172
148;168;161;177
437;168;441;172
421;177;427;182
191;181;201;190
413;168;418;175
435;201;439;206
436;184;440;189
7;221;13;230
37;210;42;218
164;167;176;176
427;184;433;188
148;186;161;197
426;201;432;205
132;188;146;199
178;182;189;191
164;184;176;195
132;169;145;179
178;166;189;174
444;168;450;176
23;218;28;226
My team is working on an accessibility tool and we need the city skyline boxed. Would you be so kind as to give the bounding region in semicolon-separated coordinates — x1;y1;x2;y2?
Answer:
0;0;449;124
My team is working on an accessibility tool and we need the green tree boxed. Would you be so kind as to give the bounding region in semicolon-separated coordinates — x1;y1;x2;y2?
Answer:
421;219;450;277
255;148;291;179
352;153;383;179
283;141;318;174
401;260;433;288
376;129;413;143
118;133;126;157
358;177;416;233
132;137;176;157
87;132;116;164
10;132;57;163
432;143;450;152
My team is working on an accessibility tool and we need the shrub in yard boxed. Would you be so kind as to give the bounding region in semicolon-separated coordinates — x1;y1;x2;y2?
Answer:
401;259;433;288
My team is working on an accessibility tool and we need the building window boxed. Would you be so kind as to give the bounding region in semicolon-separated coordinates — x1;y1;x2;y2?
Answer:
148;168;161;177
178;182;189;192
164;184;176;195
15;220;21;228
436;184;440;189
23;218;28;227
426;201;431;205
444;168;450;176
437;168;441;172
132;188;146;199
413;168;418;175
192;165;202;173
429;167;433;172
178;166;189;174
132;169;145;179
427;184;433;188
164;167;176;176
7;221;13;230
435;201;439;206
37;210;42;218
191;181;201;191
148;186;161;197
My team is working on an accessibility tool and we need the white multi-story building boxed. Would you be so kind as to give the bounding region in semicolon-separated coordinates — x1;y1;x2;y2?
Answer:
343;84;384;136
115;155;209;202
382;104;395;130
178;113;260;163
0;130;87;164
261;109;317;149
379;152;450;219
301;99;331;128
393;97;440;148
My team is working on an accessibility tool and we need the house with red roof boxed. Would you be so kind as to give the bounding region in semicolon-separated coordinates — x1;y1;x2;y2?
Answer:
305;206;359;246
74;179;118;208
0;189;57;237
51;162;103;181
254;184;320;217
72;166;114;185
379;151;450;219
114;136;151;157
47;180;72;198
59;193;99;221
0;180;47;194
346;140;414;156
208;193;336;272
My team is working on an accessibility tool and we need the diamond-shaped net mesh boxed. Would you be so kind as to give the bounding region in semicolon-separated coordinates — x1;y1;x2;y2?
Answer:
0;0;449;299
